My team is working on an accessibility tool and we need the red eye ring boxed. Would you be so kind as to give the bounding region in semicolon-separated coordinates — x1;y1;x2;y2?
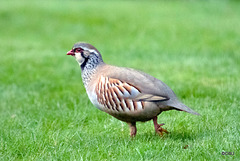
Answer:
74;48;83;53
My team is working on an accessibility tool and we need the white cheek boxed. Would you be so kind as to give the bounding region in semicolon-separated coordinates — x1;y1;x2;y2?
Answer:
75;52;81;59
75;53;85;64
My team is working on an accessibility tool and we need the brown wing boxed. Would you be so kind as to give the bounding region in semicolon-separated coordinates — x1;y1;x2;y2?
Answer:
95;76;168;112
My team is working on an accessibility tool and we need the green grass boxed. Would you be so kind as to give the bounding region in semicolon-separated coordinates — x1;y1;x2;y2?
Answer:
1;0;240;160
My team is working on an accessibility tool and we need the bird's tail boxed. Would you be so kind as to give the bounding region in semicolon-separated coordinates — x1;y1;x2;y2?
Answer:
171;101;200;115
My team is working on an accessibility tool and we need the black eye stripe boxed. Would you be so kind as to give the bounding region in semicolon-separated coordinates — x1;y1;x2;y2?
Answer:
81;52;85;58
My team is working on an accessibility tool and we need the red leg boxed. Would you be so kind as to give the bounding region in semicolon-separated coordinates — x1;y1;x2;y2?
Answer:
153;116;168;136
128;122;137;137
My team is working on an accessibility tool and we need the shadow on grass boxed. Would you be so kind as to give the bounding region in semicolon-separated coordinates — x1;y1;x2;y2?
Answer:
166;130;199;141
131;128;203;142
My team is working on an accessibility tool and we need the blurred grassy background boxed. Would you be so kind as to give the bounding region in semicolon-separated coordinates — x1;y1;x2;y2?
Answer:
0;0;239;160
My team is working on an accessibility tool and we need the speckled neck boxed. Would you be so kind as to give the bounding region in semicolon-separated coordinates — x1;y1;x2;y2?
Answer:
81;53;104;87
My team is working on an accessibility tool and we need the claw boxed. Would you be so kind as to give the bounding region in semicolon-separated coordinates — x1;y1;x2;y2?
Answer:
153;116;169;136
156;126;169;136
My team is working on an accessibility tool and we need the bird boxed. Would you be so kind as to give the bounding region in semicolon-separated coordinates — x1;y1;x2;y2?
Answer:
66;42;199;137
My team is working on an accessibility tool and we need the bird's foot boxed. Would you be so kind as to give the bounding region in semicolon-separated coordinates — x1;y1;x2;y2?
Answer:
153;116;169;136
155;123;169;136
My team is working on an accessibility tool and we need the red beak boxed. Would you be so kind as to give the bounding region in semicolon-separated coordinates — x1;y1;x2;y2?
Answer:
67;49;75;56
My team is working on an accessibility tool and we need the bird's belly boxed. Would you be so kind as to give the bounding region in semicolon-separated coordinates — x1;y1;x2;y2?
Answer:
108;102;162;122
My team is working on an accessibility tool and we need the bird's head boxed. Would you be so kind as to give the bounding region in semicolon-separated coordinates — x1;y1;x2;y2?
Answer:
67;42;103;70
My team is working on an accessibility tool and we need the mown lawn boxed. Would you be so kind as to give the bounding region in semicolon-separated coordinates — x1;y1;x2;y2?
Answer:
0;0;239;160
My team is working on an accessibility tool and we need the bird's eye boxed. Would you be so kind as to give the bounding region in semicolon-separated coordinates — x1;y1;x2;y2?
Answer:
75;48;82;53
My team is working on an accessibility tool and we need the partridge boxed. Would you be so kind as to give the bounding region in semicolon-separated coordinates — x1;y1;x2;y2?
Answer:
67;42;199;137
